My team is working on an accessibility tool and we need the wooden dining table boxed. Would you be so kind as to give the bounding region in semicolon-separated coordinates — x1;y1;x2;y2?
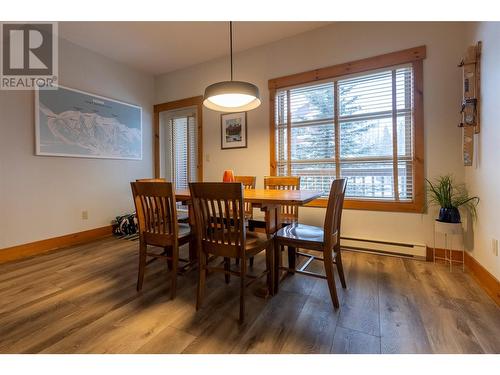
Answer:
175;188;323;294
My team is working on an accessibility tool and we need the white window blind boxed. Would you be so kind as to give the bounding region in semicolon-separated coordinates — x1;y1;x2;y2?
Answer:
275;65;414;201
166;113;198;189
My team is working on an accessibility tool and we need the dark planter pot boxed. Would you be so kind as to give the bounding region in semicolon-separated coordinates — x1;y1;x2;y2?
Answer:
438;207;461;223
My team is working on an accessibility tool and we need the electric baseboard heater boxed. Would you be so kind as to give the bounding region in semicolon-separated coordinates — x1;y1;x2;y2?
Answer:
340;236;427;259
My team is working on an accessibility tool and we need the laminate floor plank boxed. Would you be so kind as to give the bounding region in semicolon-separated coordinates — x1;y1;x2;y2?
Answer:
0;238;498;354
0;245;135;313
449;298;500;354
402;259;485;354
230;290;309;354
0;237;121;282
180;288;267;354
40;268;179;353
136;326;197;354
337;252;381;337
279;257;350;354
0;250;138;321
331;326;381;354
0;261;165;353
378;256;432;353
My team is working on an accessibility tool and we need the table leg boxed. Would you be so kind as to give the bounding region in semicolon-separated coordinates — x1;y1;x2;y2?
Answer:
263;204;282;295
253;204;281;297
188;202;197;262
177;201;198;274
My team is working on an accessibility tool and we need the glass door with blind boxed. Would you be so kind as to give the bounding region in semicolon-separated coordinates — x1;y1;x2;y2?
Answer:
159;107;200;189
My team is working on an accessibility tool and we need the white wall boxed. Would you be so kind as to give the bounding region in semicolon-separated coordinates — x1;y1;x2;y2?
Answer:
0;38;154;249
463;23;500;279
155;22;467;248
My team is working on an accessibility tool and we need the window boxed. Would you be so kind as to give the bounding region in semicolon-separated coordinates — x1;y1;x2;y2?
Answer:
270;47;425;212
163;113;198;189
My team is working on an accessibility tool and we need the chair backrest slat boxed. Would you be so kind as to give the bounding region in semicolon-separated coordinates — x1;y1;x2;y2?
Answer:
323;179;347;252
190;182;245;258
264;176;301;219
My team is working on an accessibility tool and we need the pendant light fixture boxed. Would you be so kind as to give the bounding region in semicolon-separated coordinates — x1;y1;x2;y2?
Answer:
203;22;261;112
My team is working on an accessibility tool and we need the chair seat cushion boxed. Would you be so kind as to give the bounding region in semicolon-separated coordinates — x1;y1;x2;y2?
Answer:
276;223;324;246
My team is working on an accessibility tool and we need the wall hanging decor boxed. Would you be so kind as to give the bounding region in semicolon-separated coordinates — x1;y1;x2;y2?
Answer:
220;111;247;149
458;41;481;167
35;85;142;160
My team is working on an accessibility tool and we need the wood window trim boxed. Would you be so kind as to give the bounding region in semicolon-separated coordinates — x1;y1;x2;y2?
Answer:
269;46;425;213
153;96;204;180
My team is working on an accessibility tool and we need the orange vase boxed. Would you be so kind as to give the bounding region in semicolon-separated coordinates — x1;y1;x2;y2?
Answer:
222;169;235;182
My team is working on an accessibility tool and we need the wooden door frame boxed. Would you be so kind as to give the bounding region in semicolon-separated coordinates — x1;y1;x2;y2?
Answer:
153;96;204;180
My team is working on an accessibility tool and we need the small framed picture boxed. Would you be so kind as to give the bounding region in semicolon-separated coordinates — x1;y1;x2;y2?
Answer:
221;112;247;149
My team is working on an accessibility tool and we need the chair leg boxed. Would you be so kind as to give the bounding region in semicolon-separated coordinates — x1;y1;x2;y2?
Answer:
335;245;347;289
171;245;179;300
239;257;246;324
287;246;296;274
249;257;254;268
265;243;274;296
224;257;231;284
273;238;282;294
165;246;173;270
188;236;197;264
324;249;340;309
197;252;207;310
137;241;147;292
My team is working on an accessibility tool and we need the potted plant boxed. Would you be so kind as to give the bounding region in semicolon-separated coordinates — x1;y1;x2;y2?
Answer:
426;175;479;223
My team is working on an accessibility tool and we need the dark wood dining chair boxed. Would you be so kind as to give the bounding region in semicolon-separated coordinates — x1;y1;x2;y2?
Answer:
131;181;193;299
136;178;189;223
234;176;256;267
248;176;301;226
189;182;274;323
249;176;301;269
274;178;347;308
264;176;301;224
234;176;256;220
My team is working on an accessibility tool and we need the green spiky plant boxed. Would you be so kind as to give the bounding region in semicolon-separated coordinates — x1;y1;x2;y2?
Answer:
426;175;479;220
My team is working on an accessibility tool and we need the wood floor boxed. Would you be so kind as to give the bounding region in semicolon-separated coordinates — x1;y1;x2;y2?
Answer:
0;236;499;354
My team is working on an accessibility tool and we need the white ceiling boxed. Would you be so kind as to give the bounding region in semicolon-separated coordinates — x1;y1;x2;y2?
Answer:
59;22;331;76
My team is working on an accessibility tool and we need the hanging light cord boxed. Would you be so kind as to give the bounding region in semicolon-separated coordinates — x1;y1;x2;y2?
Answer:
229;21;233;81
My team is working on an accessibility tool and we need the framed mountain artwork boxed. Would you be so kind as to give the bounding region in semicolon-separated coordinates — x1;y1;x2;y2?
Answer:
35;85;142;160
